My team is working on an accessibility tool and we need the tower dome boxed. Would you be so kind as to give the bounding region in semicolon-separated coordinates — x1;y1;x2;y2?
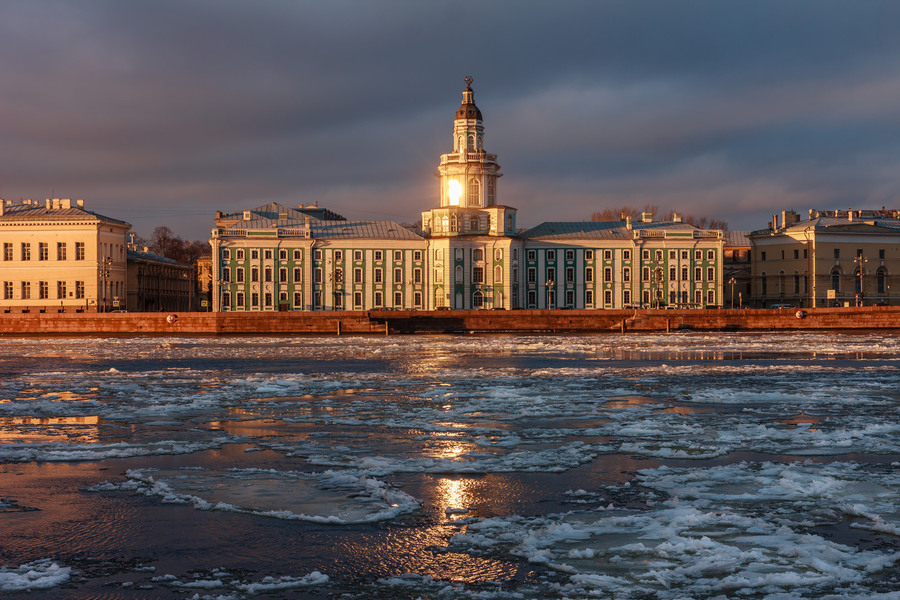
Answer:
454;76;482;121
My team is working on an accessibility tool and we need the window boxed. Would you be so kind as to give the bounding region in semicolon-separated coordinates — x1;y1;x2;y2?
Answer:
473;266;484;283
39;243;48;261
669;267;676;280
623;250;631;260
793;249;799;259
21;243;31;261
251;250;259;260
264;249;272;260
682;267;688;281
623;267;631;282
236;292;245;308
877;268;887;293
394;268;403;284
394;291;402;307
681;251;688;260
374;268;383;283
335;250;343;262
19;281;30;299
695;290;703;305
857;249;863;258
374;250;383;261
793;274;801;294
354;250;363;261
394;250;402;261
3;281;12;299
335;268;343;284
656;250;663;261
642;267;650;281
57;281;66;299
222;292;231;308
761;274;768;296
565;290;575;306
642;250;650;260
623;290;631;305
294;292;303;307
603;249;613;260
586;289;594;305
294;267;301;282
279;249;287;260
264;267;272;282
279;268;287;282
469;217;479;230
334;293;343;309
251;293;260;307
547;250;556;261
414;291;422;307
435;248;442;261
3;243;11;261
354;268;363;284
222;248;230;260
527;290;537;306
236;268;245;283
565;249;574;261
279;291;288;304
264;292;273;307
527;267;536;283
237;249;245;260
708;250;715;260
434;269;443;284
353;292;362;307
494;249;502;261
694;250;702;260
834;249;840;259
251;268;260;282
695;267;702;281
586;267;594;283
293;249;302;260
314;269;323;283
761;251;766;261
707;290;715;305
603;267;612;282
669;250;677;259
222;268;231;282
414;250;422;261
527;250;536;261
880;249;886;260
473;249;484;262
547;267;556;283
586;250;594;261
566;267;575;283
707;267;714;281
455;248;463;261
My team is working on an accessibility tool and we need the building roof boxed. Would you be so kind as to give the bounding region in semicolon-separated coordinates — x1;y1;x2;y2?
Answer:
724;230;751;248
127;247;191;268
0;199;131;227
751;212;900;237
520;219;709;241
455;76;482;121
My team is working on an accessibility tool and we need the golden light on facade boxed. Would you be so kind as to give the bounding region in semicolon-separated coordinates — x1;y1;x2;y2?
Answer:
448;179;461;206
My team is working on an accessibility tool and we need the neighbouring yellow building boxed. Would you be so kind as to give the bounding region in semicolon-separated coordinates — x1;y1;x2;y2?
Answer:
749;209;900;308
0;198;130;312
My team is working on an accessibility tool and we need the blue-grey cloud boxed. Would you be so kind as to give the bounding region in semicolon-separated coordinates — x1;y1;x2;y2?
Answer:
2;0;900;239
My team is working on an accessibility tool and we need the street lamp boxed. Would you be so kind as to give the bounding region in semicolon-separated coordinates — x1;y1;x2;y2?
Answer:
545;279;554;309
729;277;736;309
853;254;867;306
653;266;663;309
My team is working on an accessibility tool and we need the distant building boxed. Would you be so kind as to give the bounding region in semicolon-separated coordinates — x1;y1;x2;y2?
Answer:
209;78;725;311
724;231;751;308
125;242;194;312
749;209;900;308
0;198;129;313
195;256;213;311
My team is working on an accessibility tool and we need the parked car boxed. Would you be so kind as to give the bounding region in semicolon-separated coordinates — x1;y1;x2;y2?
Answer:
769;303;793;309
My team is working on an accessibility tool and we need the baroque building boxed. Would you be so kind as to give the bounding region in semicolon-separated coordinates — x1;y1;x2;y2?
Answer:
210;78;725;311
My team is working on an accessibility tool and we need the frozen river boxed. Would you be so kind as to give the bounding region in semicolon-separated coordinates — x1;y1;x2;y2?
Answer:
1;332;899;599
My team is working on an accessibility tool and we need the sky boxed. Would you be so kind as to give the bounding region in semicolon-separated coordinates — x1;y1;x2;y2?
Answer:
3;1;900;241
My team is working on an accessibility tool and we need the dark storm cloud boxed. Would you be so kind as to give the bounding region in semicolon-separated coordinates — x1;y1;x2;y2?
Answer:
2;0;900;238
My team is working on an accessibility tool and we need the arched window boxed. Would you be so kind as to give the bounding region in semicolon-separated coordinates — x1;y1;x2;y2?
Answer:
473;290;483;308
470;217;479;231
494;266;503;283
451;215;457;232
831;267;841;292
779;270;785;295
468;178;480;206
467;135;475;152
877;267;887;294
681;266;688;281
455;265;463;283
473;249;484;262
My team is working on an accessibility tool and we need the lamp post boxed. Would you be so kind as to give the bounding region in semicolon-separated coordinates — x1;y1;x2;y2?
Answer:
729;277;736;309
854;254;867;307
545;279;554;310
653;266;663;309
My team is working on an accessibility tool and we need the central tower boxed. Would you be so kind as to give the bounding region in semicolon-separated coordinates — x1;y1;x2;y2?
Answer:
422;77;521;310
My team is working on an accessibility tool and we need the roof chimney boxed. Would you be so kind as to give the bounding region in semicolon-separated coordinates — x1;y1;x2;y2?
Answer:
672;212;682;223
641;212;653;223
625;216;632;230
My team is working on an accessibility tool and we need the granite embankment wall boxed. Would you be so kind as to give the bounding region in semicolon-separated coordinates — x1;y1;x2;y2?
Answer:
0;306;899;335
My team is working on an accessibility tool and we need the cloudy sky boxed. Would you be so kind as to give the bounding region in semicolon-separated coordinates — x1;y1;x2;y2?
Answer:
3;1;900;241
